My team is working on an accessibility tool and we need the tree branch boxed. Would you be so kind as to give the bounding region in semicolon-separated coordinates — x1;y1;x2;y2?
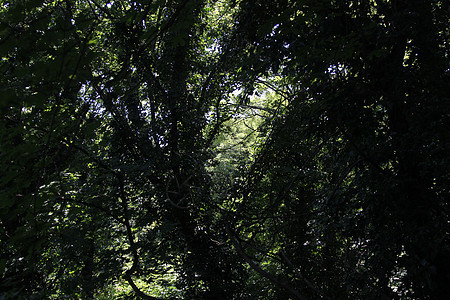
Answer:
226;226;308;300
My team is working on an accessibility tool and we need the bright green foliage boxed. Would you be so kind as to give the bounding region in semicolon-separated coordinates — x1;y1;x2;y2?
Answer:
1;0;449;299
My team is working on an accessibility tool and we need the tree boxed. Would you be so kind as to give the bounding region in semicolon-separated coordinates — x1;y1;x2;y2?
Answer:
229;0;449;298
1;0;448;299
1;0;247;298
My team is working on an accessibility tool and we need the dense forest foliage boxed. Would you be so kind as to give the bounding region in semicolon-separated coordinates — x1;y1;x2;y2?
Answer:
1;0;449;299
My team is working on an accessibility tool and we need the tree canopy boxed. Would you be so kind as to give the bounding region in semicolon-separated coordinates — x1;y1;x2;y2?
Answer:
1;0;449;299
